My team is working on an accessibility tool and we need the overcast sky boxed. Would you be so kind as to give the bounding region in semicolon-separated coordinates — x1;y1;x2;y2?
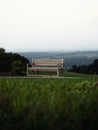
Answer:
0;0;98;52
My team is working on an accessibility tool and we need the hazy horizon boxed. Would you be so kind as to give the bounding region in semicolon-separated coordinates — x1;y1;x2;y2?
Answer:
3;47;98;53
10;48;98;53
0;0;97;52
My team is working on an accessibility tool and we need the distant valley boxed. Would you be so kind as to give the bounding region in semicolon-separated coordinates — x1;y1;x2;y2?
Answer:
19;51;98;69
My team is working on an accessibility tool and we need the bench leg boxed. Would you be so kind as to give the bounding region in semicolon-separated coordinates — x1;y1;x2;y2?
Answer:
27;64;28;76
60;68;64;76
57;68;59;77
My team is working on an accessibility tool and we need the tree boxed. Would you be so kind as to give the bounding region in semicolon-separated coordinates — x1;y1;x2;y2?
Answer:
12;60;23;74
0;48;29;75
93;59;98;74
0;48;5;53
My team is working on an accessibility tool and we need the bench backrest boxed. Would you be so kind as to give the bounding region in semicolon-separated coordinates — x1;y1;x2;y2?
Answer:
32;58;64;67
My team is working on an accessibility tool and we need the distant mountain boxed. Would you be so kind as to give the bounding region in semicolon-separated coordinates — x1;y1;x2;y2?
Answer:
19;51;98;69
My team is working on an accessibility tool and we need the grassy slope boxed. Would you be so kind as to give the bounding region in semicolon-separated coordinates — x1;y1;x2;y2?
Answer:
0;73;98;130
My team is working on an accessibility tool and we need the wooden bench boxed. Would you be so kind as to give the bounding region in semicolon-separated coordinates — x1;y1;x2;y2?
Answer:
27;58;64;77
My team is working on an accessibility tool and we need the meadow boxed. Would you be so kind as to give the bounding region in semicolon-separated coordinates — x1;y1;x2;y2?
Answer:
0;72;98;130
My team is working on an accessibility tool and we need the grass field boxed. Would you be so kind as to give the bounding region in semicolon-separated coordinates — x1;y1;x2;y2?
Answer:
0;72;98;130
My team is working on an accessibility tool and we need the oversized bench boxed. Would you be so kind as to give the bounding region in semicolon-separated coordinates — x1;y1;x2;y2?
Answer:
27;58;64;77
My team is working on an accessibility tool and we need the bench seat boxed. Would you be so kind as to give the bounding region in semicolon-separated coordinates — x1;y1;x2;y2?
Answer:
28;66;58;71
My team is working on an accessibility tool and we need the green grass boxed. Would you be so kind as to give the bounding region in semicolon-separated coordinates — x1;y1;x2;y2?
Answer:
0;74;98;130
28;69;98;79
64;71;97;78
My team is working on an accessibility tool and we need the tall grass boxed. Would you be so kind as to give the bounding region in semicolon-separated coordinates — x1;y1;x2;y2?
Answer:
0;76;98;130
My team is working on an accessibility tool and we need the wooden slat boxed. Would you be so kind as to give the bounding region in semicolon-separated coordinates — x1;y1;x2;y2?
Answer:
28;67;57;71
32;58;64;66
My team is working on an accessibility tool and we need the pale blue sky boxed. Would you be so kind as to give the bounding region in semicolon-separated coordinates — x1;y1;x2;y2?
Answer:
0;0;98;52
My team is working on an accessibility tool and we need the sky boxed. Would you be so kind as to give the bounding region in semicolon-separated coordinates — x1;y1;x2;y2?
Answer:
0;0;98;52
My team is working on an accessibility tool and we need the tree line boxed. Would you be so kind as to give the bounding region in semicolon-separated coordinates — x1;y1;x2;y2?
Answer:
0;47;98;75
68;59;98;74
0;48;29;75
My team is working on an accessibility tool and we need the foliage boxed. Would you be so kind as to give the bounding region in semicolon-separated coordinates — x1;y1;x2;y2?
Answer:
0;48;5;53
11;60;23;74
0;48;29;75
0;75;98;130
93;59;98;74
68;59;98;74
